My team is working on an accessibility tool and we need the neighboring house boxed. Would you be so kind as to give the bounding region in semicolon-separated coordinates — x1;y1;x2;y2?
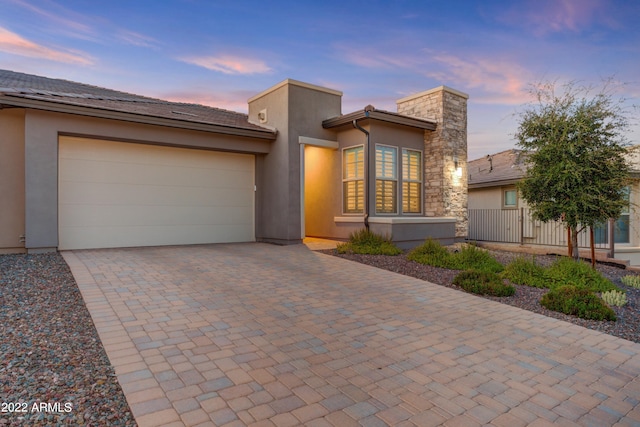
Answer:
0;69;469;253
467;148;640;266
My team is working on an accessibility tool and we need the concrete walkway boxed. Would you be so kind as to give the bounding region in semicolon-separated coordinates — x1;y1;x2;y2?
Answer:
63;243;640;426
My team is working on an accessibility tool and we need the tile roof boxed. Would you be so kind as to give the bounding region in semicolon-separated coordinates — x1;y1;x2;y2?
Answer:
469;146;640;187
468;149;526;188
0;69;274;135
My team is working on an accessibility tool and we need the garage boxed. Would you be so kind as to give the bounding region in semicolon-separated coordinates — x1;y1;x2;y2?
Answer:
58;136;255;250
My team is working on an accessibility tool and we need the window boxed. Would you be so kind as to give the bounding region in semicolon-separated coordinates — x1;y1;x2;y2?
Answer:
503;188;517;209
376;145;397;213
594;186;630;244
342;146;364;213
402;149;422;213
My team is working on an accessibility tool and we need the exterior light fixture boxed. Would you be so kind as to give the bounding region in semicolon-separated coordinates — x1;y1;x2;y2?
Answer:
454;156;463;178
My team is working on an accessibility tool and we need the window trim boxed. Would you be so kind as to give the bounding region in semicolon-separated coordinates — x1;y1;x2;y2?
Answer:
375;144;398;215
502;187;518;209
341;145;365;215
401;148;423;215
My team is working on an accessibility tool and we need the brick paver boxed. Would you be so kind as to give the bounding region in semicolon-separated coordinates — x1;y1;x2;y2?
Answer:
63;243;640;426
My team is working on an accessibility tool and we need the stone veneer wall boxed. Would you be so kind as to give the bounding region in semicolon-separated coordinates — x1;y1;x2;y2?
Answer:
397;86;469;239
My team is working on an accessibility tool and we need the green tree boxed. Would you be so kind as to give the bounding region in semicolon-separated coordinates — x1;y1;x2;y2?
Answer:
515;80;633;261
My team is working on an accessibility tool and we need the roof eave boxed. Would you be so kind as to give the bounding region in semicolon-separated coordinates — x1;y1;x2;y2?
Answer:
0;95;277;140
468;178;521;189
323;110;436;131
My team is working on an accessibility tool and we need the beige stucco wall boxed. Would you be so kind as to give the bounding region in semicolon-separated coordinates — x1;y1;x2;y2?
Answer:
23;109;272;252
0;109;25;252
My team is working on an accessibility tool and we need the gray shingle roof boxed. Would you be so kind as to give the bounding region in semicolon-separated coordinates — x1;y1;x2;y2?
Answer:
0;69;274;135
468;149;526;188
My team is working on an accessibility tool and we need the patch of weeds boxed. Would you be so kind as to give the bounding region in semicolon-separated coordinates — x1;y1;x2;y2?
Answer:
408;239;503;273
540;285;616;321
501;256;551;288
621;275;640;289
336;228;402;255
546;257;621;293
453;270;515;297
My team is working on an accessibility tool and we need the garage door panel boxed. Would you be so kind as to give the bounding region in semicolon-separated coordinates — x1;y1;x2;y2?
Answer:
59;137;255;250
59;181;253;207
60;204;254;227
60;158;254;188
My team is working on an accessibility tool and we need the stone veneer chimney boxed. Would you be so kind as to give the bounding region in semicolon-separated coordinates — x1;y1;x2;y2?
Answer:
396;86;468;239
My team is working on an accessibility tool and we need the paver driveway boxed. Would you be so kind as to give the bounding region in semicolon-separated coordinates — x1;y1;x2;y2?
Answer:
63;243;640;426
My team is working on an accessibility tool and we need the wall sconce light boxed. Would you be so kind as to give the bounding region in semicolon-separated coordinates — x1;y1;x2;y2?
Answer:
454;156;463;178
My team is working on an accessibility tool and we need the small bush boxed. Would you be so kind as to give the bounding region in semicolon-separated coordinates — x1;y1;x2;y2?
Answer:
546;258;620;293
336;229;402;255
453;270;515;297
621;275;640;289
601;290;627;307
456;244;505;273
501;256;550;288
408;239;503;273
540;285;616;321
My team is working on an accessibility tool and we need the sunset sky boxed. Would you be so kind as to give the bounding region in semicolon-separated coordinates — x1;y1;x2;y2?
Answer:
1;0;638;159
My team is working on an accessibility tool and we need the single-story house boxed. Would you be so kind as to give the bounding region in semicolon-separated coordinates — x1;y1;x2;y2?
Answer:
467;148;640;266
0;69;469;253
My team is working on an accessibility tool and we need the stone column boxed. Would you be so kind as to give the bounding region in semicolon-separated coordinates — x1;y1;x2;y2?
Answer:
397;86;468;239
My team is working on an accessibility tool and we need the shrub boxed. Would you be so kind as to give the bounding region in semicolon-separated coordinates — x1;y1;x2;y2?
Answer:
546;257;620;292
455;244;505;273
453;270;515;297
601;290;627;307
540;285;616;321
621;275;640;289
336;229;402;255
501;256;550;288
408;239;503;273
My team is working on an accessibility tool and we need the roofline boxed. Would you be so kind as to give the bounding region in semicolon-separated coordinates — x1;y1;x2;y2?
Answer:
248;78;343;103
0;94;277;140
322;109;437;131
468;179;521;189
396;85;469;104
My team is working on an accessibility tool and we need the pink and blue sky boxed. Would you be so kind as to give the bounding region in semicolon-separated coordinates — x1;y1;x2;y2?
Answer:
1;0;638;159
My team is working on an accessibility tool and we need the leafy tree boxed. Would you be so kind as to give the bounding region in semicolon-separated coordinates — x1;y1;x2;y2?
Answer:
515;80;633;261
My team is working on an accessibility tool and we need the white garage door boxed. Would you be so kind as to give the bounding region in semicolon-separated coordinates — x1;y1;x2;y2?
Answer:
58;136;255;250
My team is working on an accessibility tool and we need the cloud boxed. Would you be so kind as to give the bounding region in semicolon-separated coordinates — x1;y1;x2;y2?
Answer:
180;54;272;75
497;0;611;36
7;0;96;40
116;29;159;48
0;26;93;65
427;53;532;105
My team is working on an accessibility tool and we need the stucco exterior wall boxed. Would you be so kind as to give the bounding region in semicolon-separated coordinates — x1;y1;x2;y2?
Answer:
22;109;272;252
0;109;26;253
248;80;342;244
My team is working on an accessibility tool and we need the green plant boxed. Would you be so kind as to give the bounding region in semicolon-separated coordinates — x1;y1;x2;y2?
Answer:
455;244;505;273
336;229;402;255
546;257;620;292
601;290;627;307
408;239;503;273
540;285;616;321
621;275;640;289
501;256;550;288
453;270;515;297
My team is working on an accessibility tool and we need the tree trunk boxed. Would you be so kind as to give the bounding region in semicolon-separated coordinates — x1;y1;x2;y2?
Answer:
567;227;573;257
590;227;596;268
571;227;580;261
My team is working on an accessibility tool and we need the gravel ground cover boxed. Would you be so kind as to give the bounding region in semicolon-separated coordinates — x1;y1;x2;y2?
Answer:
0;253;135;427
325;248;640;344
